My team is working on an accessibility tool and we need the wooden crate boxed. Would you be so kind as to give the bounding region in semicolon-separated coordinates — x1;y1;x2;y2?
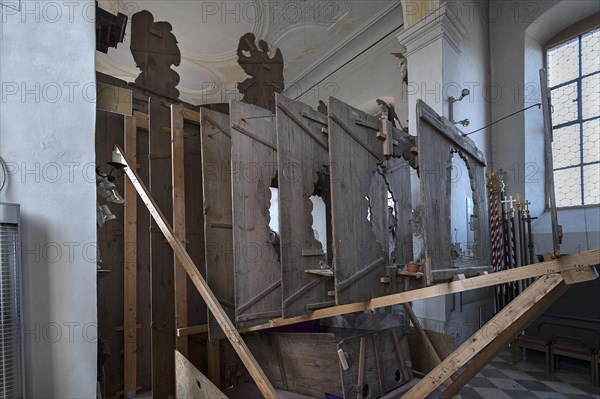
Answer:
243;314;412;399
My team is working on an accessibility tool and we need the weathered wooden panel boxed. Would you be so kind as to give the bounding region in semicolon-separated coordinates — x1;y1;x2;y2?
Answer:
200;108;235;342
386;126;414;268
276;95;334;318
230;101;282;328
244;333;343;397
175;350;227;399
149;97;175;396
135;117;152;391
416;100;489;285
183;118;209;372
328;97;389;305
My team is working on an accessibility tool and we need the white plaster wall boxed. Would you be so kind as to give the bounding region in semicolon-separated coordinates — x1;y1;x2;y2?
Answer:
0;2;97;397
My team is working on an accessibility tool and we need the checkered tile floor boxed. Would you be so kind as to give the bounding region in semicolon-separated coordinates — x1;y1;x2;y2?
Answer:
459;350;600;398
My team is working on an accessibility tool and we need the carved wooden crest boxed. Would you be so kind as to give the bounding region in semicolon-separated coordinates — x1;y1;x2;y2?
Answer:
237;33;284;113
130;10;181;99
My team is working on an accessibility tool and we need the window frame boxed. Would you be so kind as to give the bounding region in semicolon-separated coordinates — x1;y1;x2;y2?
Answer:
544;16;600;209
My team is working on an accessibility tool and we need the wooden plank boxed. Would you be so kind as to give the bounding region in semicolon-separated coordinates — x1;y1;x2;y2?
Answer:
115;144;279;399
175;350;227;399
356;337;366;399
240;249;599;332
230;101;282;328
273;335;289;390
177;324;208;337
182;108;200;125
134;111;149;131
403;273;565;398
172;104;188;356
135;108;152;391
441;280;570;398
276;95;333;318
391;330;411;383
200;108;234;342
558;259;599;284
124;114;138;397
207;340;220;387
149;97;175;397
540;68;561;256
328;97;389;305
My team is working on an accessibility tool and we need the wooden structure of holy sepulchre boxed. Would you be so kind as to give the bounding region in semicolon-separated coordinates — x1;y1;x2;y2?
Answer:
94;9;599;399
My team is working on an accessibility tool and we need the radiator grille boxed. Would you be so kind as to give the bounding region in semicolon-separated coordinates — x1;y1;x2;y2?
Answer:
0;223;22;398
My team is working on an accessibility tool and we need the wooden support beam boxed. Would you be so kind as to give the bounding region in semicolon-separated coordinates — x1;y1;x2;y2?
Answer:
441;280;570;398
402;303;453;388
403;273;567;398
123;114;137;397
240;250;599;332
115;145;279;399
207;340;221;387
177;324;208;337
171;104;188;356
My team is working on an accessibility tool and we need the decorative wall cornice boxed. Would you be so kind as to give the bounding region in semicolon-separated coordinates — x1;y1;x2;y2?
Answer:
396;3;466;56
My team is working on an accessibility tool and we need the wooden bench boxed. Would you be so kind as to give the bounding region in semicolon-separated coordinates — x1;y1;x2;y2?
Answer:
512;334;553;374
551;340;598;385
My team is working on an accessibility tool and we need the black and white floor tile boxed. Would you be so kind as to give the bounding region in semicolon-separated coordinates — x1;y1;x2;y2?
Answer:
459;350;600;399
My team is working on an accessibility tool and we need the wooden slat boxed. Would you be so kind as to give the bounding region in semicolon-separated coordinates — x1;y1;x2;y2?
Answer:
116;144;279;399
328;97;389;305
175;350;227;399
230;101;282;328
149;98;175;397
182;108;200;125
356;337;366;399
124;115;137;396
207;340;220;387
276;95;333;318
172;104;188;356
240;250;599;332
200;108;235;342
404;273;565;398
539;68;561;256
177;324;208;337
441;280;570;398
391;330;411;383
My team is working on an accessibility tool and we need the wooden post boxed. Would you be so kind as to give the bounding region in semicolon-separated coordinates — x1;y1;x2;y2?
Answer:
441;280;570;398
123;115;137;397
403;274;567;398
171;104;188;356
115;145;279;399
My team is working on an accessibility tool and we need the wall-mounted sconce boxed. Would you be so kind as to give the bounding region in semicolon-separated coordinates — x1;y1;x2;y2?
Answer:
449;88;470;127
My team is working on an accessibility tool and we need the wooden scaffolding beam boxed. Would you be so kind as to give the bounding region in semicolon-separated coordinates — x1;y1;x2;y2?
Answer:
171;104;188;356
115;145;279;399
238;250;599;332
123;114;137;397
404;262;598;398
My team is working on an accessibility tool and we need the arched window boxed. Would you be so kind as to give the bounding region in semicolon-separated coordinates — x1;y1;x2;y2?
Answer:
545;17;599;207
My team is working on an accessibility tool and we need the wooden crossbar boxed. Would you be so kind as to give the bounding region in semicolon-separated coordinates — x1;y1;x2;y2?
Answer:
239;250;599;332
115;145;279;399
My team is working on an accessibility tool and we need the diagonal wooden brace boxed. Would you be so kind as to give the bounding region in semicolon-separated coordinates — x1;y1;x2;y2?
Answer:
115;145;279;399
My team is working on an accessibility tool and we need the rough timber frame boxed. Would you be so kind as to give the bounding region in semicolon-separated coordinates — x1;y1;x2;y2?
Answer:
117;100;599;399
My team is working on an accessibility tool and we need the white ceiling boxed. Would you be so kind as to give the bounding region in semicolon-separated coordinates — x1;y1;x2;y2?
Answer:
96;0;398;105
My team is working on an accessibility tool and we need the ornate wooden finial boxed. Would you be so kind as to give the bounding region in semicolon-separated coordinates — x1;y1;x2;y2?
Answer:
237;33;284;113
130;10;181;99
486;170;505;194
